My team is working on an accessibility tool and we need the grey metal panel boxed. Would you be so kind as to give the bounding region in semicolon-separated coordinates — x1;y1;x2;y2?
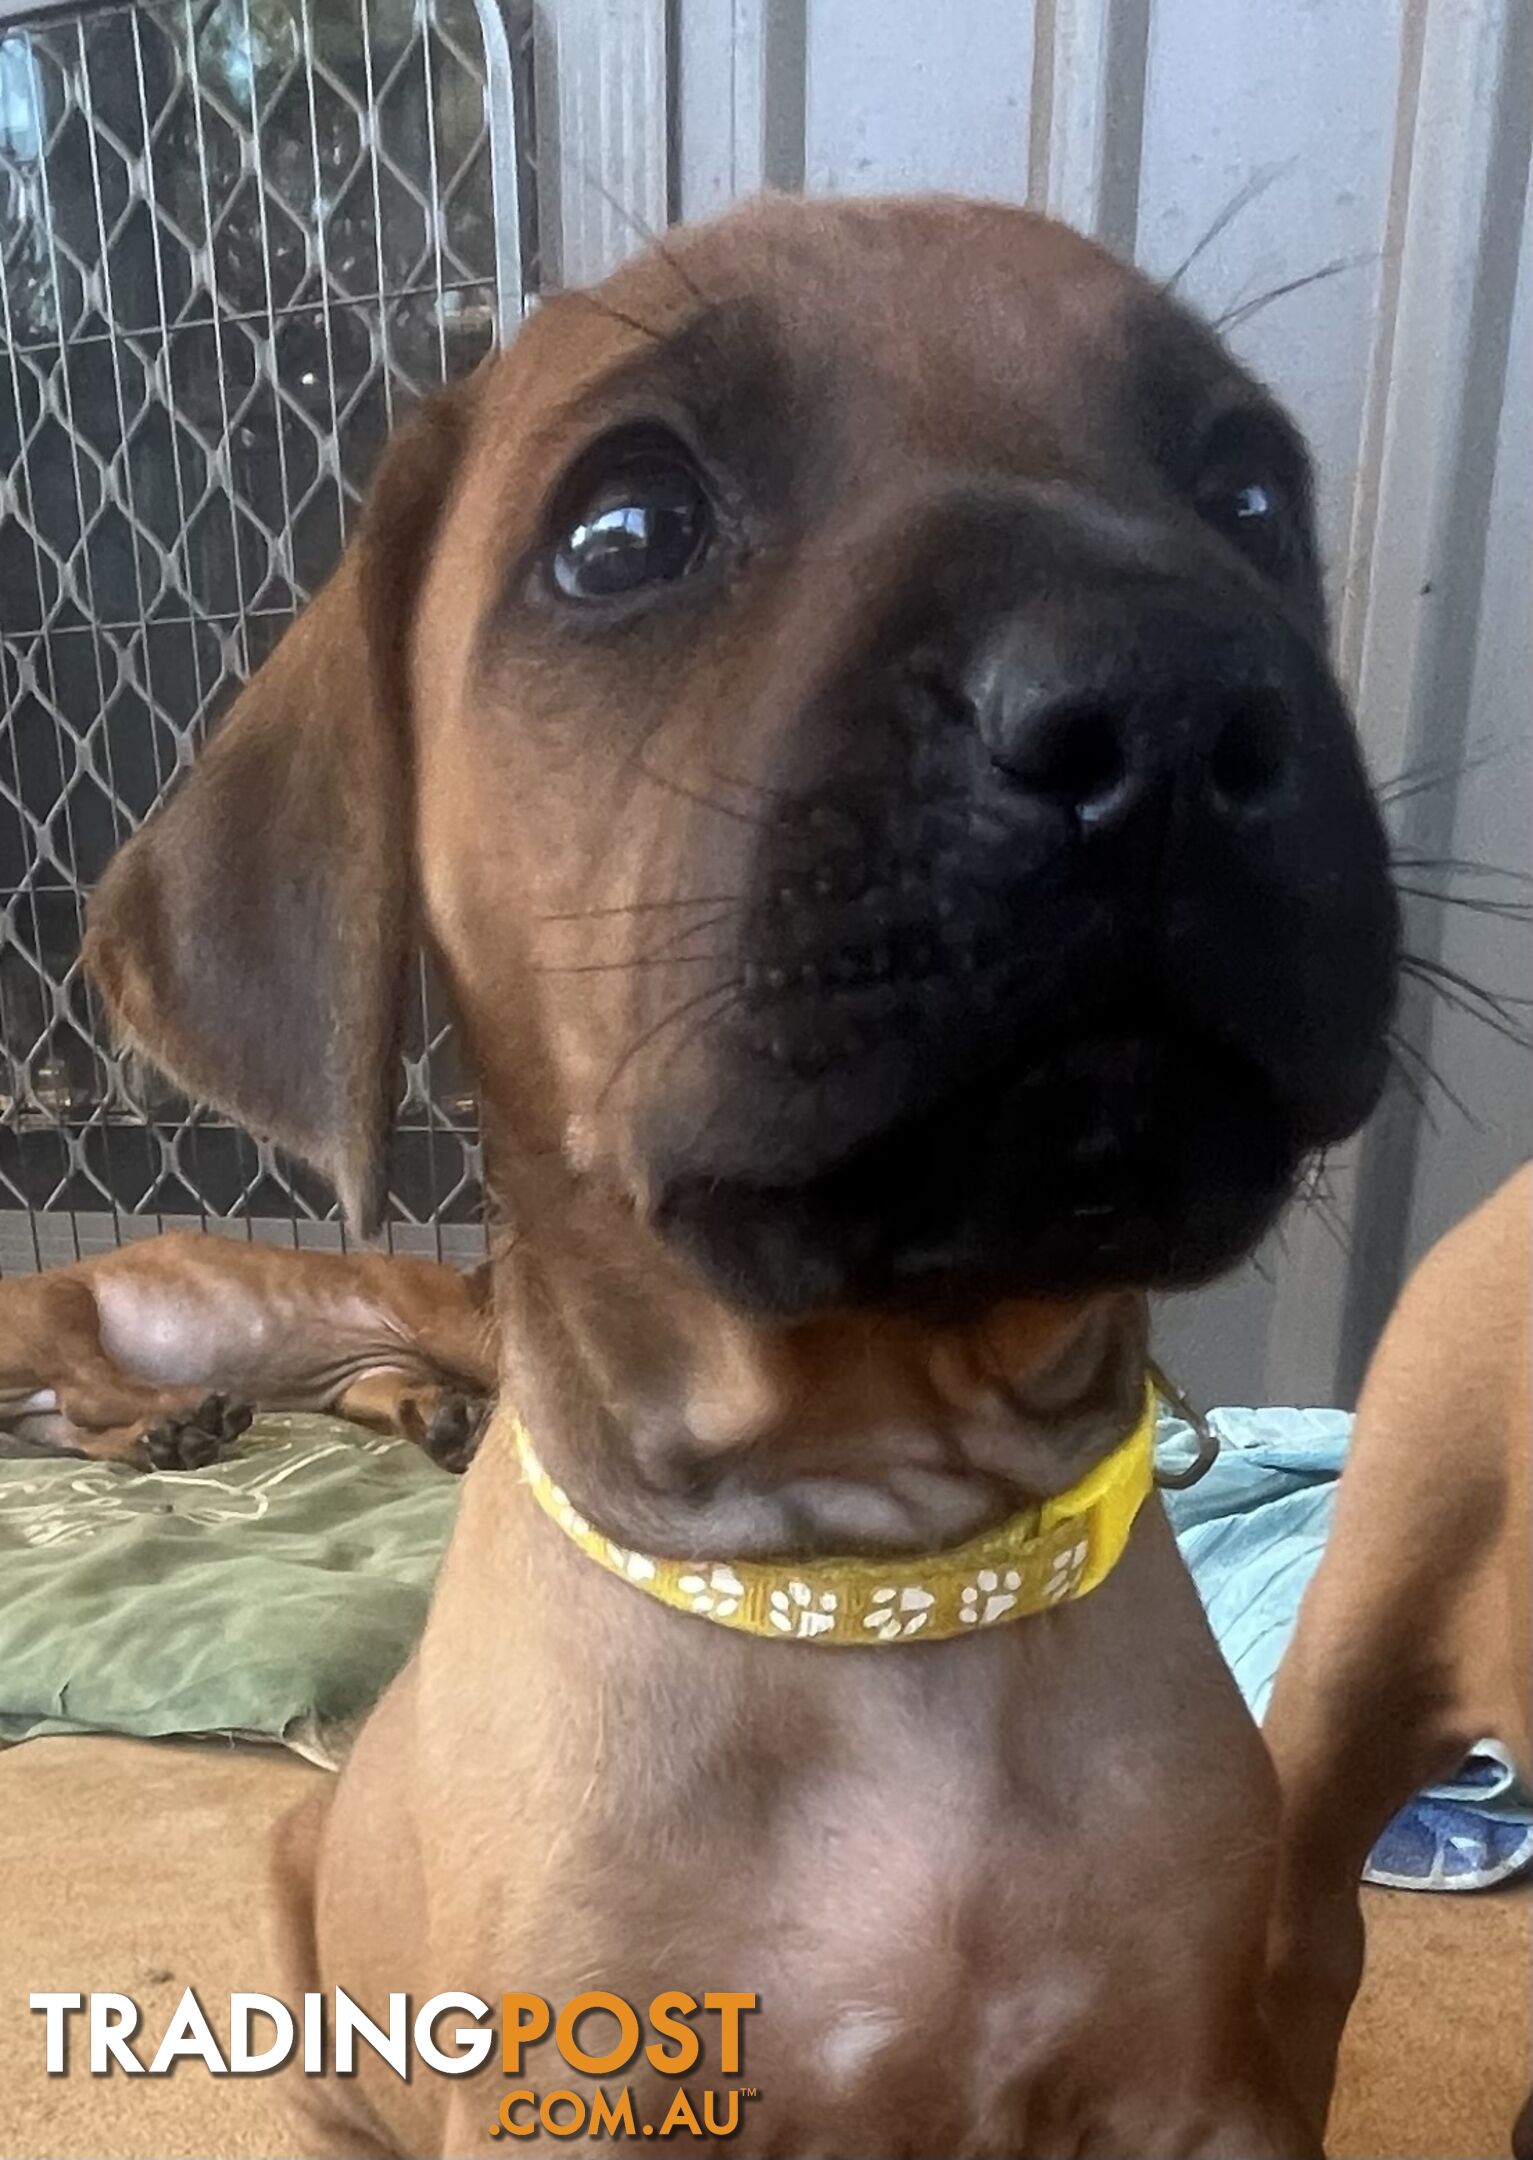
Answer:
532;0;666;288
801;0;1034;201
1404;151;1533;1268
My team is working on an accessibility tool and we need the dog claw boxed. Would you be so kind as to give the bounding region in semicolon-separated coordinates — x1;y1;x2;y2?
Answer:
141;1393;253;1472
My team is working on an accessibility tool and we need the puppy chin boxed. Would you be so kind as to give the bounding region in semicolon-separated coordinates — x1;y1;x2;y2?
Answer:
652;1170;1290;1322
647;1038;1300;1321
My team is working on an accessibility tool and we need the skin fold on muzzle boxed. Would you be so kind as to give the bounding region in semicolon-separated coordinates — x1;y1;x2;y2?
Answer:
82;195;1400;2159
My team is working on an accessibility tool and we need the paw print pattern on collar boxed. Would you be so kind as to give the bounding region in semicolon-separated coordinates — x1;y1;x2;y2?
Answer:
511;1385;1157;1648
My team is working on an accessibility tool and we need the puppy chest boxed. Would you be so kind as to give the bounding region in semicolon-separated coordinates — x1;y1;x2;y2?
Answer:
560;1947;1147;2160
537;1816;1114;2141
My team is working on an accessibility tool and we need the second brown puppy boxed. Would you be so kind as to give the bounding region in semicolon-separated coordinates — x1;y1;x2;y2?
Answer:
0;1234;493;1469
1265;1166;1531;2142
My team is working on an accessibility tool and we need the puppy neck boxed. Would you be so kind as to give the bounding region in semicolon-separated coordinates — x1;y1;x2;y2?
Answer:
486;1167;1148;1563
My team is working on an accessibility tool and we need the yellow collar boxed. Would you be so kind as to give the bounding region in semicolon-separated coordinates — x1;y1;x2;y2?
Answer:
513;1384;1157;1645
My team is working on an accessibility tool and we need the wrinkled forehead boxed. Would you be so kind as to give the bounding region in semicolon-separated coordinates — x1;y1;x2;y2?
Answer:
474;196;1245;491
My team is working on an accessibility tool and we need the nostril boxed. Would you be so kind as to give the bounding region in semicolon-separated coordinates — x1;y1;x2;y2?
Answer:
1004;700;1131;821
1208;691;1290;812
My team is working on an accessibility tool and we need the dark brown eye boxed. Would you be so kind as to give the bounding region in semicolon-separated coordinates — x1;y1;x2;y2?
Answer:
1193;410;1308;582
1229;479;1277;525
1200;471;1297;581
551;446;712;601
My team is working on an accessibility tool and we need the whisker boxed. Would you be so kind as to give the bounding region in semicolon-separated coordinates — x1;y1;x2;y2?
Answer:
1394;883;1533;923
643;907;740;961
533;905;739;975
1401;950;1532;1016
535;893;746;925
1399;961;1532;1051
653;986;748;1088
534;911;742;969
1161;160;1297;296
595;978;744;1111
1293;1165;1352;1256
1375;740;1505;807
1391;850;1533;886
562;287;675;347
567;160;711;311
1215;253;1375;334
1296;1152;1354;1255
634;757;776;830
1383;1037;1435;1124
1312;1205;1352;1258
530;952;726;978
1389;1028;1475;1126
652;235;713;313
1411;991;1529;1052
702;763;806;806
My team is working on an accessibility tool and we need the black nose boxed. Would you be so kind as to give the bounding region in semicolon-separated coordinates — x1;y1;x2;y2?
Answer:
982;673;1295;834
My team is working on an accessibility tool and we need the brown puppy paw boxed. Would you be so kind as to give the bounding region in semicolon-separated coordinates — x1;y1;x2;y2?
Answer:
422;1393;490;1476
142;1394;253;1471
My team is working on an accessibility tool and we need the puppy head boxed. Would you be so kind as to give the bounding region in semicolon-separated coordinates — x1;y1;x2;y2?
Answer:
87;196;1397;1311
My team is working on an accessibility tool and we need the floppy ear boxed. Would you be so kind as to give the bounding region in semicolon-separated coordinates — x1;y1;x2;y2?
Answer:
85;388;471;1236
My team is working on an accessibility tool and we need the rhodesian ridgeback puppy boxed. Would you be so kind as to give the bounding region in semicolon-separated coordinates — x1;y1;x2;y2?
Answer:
0;1234;493;1468
85;196;1398;2155
1265;1165;1531;2146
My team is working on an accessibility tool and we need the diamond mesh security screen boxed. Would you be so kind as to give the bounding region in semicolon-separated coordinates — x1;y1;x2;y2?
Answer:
0;0;534;1268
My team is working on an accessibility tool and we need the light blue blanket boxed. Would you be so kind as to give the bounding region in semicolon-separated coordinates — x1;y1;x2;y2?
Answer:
1159;1407;1533;1890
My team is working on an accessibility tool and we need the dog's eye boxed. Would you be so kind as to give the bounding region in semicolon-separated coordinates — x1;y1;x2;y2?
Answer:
551;447;712;601
1199;475;1293;575
1227;479;1278;527
1192;410;1309;582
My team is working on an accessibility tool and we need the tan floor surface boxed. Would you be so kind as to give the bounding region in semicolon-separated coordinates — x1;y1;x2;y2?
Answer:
0;1735;1526;2158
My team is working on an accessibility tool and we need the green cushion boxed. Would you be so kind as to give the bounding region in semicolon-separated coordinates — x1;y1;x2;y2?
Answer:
0;1417;459;1762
